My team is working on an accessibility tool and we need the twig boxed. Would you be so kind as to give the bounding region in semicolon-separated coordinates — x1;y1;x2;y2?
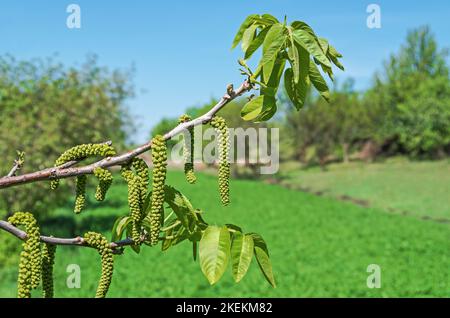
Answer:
6;151;25;177
0;81;251;189
0;220;141;251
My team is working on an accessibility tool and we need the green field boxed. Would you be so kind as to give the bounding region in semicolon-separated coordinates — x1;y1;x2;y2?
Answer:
278;158;450;220
0;170;449;297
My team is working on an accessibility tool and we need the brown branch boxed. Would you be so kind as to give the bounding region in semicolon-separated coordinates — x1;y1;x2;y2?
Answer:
0;220;139;252
0;81;251;190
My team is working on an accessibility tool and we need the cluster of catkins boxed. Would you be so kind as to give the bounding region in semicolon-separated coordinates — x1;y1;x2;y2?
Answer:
179;114;196;184
121;157;149;244
50;143;116;213
210;116;231;206
148;135;168;246
8;212;42;298
41;243;56;298
83;232;114;298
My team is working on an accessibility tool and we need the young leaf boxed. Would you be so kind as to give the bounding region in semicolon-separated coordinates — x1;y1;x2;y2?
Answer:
309;60;330;102
241;95;277;122
291;20;316;36
261;14;279;24
292;29;331;69
260;23;286;72
241;24;257;52
199;226;231;285
288;42;300;83
245;26;271;60
164;185;197;234
232;14;259;49
241;95;264;121
111;216;132;242
318;38;329;55
230;232;254;283
284;68;307;110
249;233;276;288
263;57;286;92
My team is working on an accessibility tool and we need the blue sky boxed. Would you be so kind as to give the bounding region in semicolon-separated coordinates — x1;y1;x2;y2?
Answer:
0;0;449;143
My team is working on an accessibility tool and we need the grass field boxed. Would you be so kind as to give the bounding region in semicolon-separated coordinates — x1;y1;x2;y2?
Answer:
277;158;450;220
0;170;449;297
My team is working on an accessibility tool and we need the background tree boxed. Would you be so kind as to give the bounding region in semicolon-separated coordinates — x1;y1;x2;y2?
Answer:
365;26;450;157
0;55;134;219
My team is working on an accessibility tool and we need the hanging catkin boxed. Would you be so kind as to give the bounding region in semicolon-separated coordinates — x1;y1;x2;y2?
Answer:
210;116;231;206
179;114;196;184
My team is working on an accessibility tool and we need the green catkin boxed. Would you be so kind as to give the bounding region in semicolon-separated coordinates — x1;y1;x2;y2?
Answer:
8;212;42;298
83;232;114;298
179;115;196;184
50;143;116;190
93;167;113;202
121;166;143;244
149;135;168;246
210;116;231;206
41;243;56;298
131;157;150;202
74;175;87;214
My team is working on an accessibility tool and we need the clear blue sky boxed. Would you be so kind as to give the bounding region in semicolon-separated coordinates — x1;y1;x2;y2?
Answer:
1;0;449;143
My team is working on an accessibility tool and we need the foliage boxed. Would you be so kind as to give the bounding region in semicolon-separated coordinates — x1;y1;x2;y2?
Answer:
232;14;344;121
0;55;134;217
281;79;369;165
366;26;450;157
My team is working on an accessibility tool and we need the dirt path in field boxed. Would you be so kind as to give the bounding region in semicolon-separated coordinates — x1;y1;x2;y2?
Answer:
265;178;450;225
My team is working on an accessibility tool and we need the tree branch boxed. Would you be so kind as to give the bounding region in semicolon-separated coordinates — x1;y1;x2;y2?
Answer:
0;80;252;249
0;80;251;189
0;220;139;252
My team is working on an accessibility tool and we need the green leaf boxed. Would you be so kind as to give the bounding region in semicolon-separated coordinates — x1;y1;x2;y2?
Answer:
241;95;264;121
284;68;307;110
225;224;243;233
288;42;300;83
199;226;231;285
261;14;279;24
230;232;254;283
309;60;330;102
263;57;286;91
328;44;343;58
163;185;197;234
249;233;276;288
292;29;331;68
241;95;277;122
318;38;329;55
241;24;257;52
291;21;316;36
111;216;132;242
245;26;271;60
231;14;259;49
260;23;286;72
263;58;276;84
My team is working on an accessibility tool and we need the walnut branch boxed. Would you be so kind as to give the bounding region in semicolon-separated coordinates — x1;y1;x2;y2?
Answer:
0;80;251;190
0;220;136;252
0;80;252;248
